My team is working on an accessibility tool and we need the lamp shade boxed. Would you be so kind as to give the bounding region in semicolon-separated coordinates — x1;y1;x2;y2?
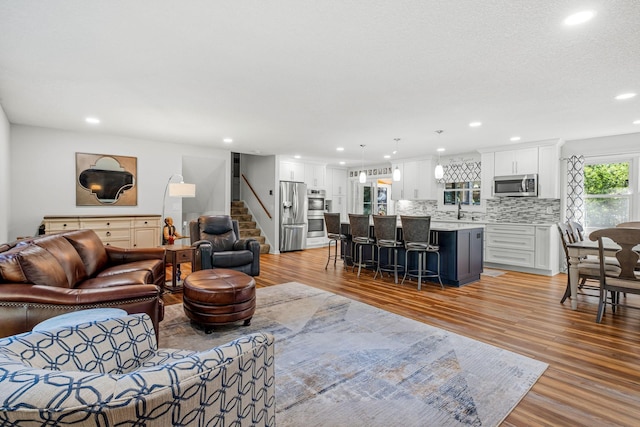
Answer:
169;182;196;197
359;171;366;184
393;166;401;182
434;164;444;180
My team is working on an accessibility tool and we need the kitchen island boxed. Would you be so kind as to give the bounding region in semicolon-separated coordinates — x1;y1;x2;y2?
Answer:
340;221;484;287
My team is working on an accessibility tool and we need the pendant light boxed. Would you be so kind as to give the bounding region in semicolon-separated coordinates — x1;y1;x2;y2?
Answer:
359;144;367;183
392;138;402;182
434;130;444;180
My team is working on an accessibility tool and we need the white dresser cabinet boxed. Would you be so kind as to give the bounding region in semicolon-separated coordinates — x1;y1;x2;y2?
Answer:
43;215;161;248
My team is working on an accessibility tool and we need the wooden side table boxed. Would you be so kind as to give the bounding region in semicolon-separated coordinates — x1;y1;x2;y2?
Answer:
161;244;195;292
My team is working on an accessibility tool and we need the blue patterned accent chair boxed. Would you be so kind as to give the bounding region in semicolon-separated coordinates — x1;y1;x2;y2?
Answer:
0;313;275;426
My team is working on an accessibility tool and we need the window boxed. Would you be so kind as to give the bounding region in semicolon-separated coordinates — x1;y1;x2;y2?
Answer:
443;181;481;207
584;160;631;230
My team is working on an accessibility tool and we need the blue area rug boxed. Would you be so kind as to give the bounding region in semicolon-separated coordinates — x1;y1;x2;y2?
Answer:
160;282;547;426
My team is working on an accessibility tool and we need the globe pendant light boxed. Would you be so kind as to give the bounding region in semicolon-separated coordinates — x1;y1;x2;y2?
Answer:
434;130;444;180
392;138;402;182
359;144;367;183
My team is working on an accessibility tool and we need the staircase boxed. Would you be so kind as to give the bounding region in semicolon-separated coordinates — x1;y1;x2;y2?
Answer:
231;201;271;254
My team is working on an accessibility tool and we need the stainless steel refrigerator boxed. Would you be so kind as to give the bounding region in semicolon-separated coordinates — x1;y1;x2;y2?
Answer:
280;181;308;252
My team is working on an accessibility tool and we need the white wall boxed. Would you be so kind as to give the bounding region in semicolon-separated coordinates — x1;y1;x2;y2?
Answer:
563;132;640;157
9;125;231;240
0;105;10;243
240;154;277;252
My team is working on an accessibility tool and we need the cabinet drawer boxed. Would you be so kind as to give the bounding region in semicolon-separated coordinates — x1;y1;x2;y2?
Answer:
46;221;80;232
485;247;535;267
485;224;535;235
94;228;131;240
486;233;535;251
134;218;160;228
175;250;193;262
80;219;131;229
103;239;131;247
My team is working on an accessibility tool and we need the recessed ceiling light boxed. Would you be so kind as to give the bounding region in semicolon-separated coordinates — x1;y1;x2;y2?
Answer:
384;155;391;159
339;161;346;165
615;93;636;100
336;147;344;151
294;155;301;159
634;120;640;125
564;10;596;26
223;138;233;143
510;136;521;142
85;117;100;124
469;122;482;127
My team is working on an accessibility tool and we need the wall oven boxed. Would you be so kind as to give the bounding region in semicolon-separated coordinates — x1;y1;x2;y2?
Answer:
307;189;326;237
494;174;538;197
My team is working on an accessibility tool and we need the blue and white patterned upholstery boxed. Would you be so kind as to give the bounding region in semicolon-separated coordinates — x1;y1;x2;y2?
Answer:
0;314;275;426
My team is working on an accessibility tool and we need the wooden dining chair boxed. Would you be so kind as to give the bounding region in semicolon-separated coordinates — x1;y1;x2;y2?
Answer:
589;227;640;323
557;222;600;303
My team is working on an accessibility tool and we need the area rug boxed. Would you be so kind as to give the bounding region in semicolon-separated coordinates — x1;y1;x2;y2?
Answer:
160;282;547;427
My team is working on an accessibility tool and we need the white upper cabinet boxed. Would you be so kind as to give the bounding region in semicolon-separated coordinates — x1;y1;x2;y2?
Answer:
279;161;305;182
391;158;435;200
330;168;347;196
305;163;326;188
494;147;538;176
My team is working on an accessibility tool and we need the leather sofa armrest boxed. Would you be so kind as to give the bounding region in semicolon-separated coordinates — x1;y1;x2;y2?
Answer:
106;246;165;264
0;283;161;305
193;240;213;270
233;238;260;276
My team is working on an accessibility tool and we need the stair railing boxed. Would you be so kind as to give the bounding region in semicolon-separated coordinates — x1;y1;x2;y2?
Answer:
241;174;272;219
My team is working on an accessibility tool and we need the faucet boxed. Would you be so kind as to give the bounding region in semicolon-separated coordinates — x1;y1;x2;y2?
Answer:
457;200;463;220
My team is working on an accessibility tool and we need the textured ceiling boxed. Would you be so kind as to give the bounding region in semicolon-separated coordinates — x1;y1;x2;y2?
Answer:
1;1;639;166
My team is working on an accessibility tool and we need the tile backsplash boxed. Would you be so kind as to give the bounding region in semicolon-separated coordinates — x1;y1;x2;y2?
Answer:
395;198;561;224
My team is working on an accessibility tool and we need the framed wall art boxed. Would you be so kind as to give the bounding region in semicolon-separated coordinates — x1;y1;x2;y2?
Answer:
76;152;138;206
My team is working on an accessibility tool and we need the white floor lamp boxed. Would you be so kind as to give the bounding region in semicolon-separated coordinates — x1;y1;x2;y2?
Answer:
161;174;196;243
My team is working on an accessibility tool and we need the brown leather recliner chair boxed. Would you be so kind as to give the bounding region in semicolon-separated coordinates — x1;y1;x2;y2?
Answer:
190;215;260;276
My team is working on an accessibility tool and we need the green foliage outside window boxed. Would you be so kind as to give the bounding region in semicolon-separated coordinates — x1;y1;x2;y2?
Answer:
584;162;630;228
584;163;629;195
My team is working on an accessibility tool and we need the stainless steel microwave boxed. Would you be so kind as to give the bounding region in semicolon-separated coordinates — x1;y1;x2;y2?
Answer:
493;174;538;197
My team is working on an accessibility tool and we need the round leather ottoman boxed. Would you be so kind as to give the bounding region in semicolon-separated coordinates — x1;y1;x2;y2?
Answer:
182;269;256;332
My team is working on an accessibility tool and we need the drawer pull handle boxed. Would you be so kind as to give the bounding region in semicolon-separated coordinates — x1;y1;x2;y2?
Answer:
63;224;67;227
106;222;110;226
144;221;148;224
106;231;111;237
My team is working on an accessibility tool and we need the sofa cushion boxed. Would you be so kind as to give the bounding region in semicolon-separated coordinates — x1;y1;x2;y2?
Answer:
10;244;68;288
0;247;27;283
78;270;151;289
32;234;88;287
98;260;161;284
211;250;255;268
62;230;108;277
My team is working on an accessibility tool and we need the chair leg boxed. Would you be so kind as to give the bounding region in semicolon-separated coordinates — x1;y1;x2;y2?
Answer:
374;246;381;279
402;250;410;285
434;251;443;289
393;248;398;284
325;239;332;269
596;287;606;323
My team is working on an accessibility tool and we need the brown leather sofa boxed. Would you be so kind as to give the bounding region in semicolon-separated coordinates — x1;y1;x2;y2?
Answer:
0;229;165;338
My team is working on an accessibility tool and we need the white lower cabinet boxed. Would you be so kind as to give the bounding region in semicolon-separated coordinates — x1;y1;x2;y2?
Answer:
485;223;558;275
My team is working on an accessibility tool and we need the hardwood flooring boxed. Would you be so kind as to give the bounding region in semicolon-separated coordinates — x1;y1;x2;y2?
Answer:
163;248;640;426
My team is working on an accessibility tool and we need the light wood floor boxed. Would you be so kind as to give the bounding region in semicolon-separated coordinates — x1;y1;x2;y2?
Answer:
164;248;640;426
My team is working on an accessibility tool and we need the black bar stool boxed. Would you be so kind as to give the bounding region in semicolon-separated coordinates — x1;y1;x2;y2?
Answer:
372;215;403;283
324;213;346;269
348;214;376;278
400;215;443;290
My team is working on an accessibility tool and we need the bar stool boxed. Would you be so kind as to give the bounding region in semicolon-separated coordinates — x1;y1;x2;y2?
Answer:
348;214;376;278
400;215;443;291
372;215;403;283
324;213;347;269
